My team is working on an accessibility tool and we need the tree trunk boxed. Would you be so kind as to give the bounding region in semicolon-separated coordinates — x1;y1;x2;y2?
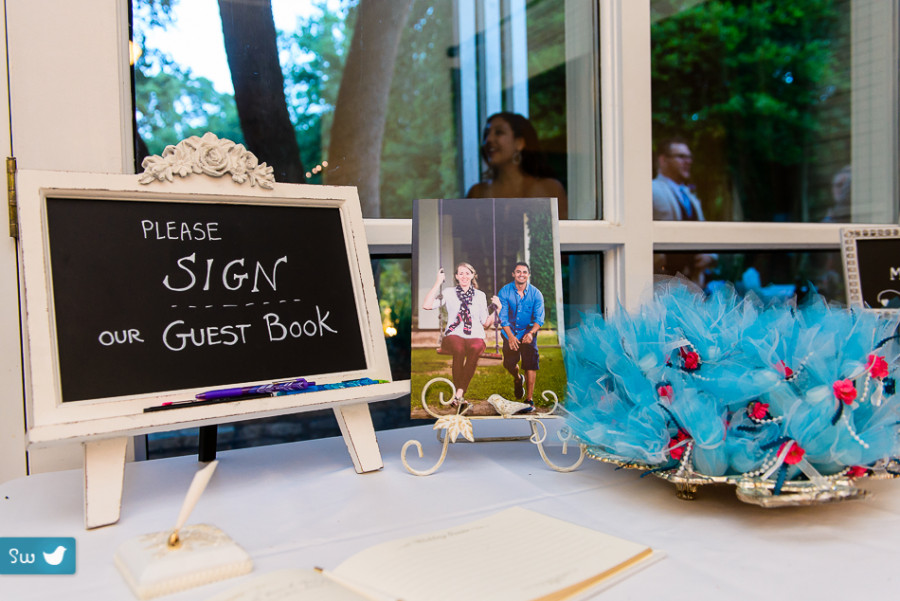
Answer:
218;0;305;183
327;0;414;217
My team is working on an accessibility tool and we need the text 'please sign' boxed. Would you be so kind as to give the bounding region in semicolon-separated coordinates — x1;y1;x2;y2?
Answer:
46;197;366;402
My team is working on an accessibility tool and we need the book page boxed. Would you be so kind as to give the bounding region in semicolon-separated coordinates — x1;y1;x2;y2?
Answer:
334;507;653;601
206;569;373;601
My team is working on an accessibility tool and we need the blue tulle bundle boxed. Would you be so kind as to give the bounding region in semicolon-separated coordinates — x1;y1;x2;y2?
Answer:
564;279;900;485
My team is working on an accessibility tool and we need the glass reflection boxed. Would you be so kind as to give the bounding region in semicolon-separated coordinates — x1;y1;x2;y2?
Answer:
650;0;894;223
655;249;845;304
132;0;596;219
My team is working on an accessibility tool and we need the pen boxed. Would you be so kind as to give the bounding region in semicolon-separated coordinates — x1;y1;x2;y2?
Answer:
145;378;385;412
275;377;385;396
144;392;272;413
196;377;310;400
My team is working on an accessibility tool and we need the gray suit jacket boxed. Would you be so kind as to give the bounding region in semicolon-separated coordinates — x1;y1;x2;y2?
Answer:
652;175;705;221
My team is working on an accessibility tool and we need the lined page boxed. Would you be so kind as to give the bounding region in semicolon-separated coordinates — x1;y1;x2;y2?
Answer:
334;507;652;601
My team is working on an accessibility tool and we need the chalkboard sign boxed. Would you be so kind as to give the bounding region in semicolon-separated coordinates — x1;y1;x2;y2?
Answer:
17;167;408;528
17;169;400;448
46;197;366;402
841;227;900;311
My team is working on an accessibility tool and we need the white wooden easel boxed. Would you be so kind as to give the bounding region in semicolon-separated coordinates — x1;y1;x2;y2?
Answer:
16;155;407;529
73;383;406;529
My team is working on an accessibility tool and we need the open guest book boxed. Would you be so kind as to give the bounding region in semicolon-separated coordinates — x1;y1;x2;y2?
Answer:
207;507;660;601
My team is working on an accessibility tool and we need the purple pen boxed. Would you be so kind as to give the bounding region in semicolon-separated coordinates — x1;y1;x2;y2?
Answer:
195;377;309;400
195;386;261;400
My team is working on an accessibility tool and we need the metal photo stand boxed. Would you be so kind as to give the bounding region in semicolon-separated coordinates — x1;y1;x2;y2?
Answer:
401;376;585;476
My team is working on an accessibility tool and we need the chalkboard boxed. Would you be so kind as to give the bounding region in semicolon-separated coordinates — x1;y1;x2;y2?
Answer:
45;197;367;402
842;227;900;310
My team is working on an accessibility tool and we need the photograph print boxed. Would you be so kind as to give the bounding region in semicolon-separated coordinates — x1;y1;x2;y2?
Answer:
411;197;565;419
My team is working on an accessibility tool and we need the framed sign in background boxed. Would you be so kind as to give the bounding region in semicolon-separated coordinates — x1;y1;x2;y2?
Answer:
842;227;900;311
16;169;407;527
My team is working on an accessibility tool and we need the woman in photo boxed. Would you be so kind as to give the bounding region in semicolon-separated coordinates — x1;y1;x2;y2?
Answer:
466;112;568;219
422;263;501;407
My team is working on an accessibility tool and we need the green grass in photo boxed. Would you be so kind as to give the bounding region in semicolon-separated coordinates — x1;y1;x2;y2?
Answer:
411;331;567;414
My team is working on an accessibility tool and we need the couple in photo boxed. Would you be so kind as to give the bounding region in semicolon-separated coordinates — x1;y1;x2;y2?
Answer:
422;261;544;413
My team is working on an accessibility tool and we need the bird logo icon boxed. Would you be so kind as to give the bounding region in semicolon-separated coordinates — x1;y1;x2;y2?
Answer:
42;545;67;566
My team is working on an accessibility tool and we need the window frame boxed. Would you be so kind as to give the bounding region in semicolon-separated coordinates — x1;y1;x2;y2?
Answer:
372;0;899;314
3;0;899;476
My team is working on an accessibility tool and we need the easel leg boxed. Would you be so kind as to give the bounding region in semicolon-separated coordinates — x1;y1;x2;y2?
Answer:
198;425;218;462
333;403;383;473
82;437;128;529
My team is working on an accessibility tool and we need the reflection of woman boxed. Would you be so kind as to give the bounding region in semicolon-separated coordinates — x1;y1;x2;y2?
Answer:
466;112;568;219
423;263;501;407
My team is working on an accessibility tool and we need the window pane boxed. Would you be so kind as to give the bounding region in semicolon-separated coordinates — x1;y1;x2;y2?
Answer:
651;0;898;223
654;249;845;304
562;252;603;329
131;0;598;220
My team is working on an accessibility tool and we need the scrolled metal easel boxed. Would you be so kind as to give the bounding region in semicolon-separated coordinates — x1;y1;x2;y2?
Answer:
401;377;585;476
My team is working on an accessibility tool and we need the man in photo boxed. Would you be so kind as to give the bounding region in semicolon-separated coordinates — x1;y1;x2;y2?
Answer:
497;262;544;412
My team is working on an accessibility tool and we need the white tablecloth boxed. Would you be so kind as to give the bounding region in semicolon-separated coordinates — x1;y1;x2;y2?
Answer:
2;420;899;600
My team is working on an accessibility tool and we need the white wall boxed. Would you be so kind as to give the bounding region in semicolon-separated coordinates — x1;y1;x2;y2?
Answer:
3;0;134;477
0;0;28;484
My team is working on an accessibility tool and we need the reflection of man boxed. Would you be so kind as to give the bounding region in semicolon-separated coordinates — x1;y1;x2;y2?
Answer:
652;137;716;284
497;262;544;412
653;138;704;220
823;165;851;222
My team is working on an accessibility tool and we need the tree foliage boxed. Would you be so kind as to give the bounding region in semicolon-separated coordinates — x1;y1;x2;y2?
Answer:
278;1;355;182
651;0;848;222
526;209;556;329
219;0;306;183
328;0;415;217
379;3;459;218
133;1;243;158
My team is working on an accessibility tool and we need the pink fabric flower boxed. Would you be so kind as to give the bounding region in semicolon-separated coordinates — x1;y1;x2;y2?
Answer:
866;354;889;379
779;441;805;465
748;401;769;420
682;351;700;371
668;430;689;460
832;379;857;404
846;466;868;478
774;360;794;379
657;384;674;400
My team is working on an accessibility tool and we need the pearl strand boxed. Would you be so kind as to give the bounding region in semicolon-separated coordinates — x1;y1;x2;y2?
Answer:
748;414;784;425
842;414;870;449
675;440;694;476
742;450;779;479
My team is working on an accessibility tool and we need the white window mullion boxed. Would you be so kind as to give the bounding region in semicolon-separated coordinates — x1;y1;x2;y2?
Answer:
601;0;653;311
564;0;600;220
502;0;529;116
851;0;899;224
453;2;481;193
479;0;503;119
653;221;847;251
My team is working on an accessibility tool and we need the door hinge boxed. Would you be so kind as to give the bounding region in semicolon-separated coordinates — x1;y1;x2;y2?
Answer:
7;157;17;239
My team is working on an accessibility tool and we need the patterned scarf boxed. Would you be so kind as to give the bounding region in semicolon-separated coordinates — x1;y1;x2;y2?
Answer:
446;286;475;335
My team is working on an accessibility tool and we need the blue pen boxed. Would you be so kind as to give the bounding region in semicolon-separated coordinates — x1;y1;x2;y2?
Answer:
275;377;382;396
196;377;310;400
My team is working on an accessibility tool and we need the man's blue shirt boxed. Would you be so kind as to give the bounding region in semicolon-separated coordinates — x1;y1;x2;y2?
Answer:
498;281;545;340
